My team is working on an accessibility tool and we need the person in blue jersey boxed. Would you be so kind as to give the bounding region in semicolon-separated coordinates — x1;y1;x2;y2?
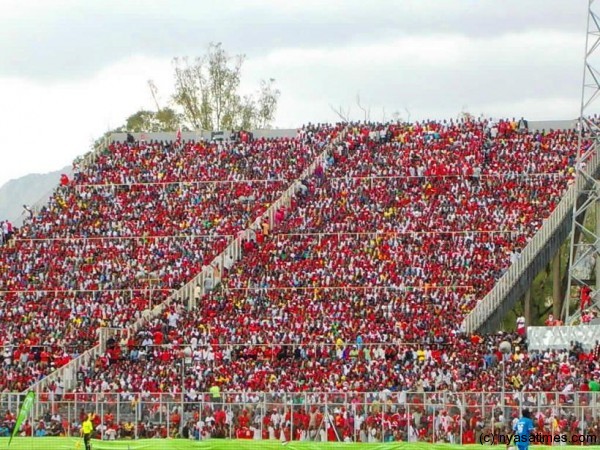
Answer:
513;409;535;450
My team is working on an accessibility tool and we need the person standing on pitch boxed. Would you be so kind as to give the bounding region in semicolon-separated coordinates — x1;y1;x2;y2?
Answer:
81;413;94;450
513;409;534;450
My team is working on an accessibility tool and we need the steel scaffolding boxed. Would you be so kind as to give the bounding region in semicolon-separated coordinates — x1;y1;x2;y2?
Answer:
564;0;600;323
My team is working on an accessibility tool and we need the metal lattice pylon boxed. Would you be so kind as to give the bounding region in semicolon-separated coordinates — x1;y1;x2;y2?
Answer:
564;0;600;324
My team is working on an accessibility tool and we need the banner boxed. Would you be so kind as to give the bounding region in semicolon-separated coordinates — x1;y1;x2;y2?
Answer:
9;391;35;446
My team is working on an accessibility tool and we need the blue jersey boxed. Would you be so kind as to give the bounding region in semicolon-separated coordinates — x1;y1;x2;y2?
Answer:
513;417;534;447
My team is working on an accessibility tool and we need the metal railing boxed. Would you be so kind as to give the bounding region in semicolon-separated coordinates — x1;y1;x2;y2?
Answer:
462;147;600;332
3;390;599;444
170;127;348;312
20;130;346;396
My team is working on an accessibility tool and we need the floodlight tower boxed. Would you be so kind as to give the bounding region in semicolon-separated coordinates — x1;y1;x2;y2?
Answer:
564;0;600;324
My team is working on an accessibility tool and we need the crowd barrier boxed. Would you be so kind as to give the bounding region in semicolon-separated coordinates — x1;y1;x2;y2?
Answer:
1;390;599;444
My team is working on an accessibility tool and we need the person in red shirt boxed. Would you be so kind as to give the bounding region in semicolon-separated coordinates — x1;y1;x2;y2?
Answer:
215;409;226;426
238;410;250;428
581;285;592;310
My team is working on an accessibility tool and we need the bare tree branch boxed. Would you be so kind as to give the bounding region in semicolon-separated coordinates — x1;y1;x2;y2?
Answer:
147;80;161;112
356;93;367;122
329;104;350;122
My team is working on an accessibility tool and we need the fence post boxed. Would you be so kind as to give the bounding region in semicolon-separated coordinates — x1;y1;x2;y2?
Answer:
135;393;139;440
430;394;435;443
380;393;384;443
67;399;72;437
460;392;464;445
100;401;104;441
581;397;586;436
260;394;265;441
226;395;231;440
75;395;79;437
181;382;185;437
407;397;411;443
325;393;329;443
166;394;171;439
33;385;38;423
291;393;294;442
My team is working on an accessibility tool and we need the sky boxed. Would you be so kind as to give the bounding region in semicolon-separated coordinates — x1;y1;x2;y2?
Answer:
0;0;593;190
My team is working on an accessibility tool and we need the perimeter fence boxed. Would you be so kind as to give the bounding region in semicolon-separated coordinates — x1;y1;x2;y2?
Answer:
1;390;600;444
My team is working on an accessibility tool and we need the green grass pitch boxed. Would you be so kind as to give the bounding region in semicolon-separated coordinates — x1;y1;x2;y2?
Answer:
1;438;599;450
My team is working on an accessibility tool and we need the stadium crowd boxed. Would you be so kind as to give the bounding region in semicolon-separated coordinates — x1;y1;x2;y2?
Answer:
66;118;581;392
3;117;600;443
0;124;342;391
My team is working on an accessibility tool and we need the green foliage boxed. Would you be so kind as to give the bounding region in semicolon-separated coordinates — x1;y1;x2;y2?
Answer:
90;43;280;155
125;108;183;133
256;78;281;129
172;42;280;131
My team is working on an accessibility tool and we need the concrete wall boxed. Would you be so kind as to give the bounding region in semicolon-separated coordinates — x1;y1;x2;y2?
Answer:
110;129;298;143
108;120;577;143
528;119;577;131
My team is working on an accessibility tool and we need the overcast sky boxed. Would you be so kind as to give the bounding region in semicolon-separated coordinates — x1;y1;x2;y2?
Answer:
0;0;592;192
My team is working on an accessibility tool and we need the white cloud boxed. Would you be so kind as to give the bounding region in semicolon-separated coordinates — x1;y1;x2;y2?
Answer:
0;56;172;186
0;1;594;194
243;30;584;123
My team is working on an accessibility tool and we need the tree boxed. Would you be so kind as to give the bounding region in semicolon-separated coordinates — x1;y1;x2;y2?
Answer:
329;104;351;122
356;93;368;122
125;110;155;132
239;95;257;131
172;42;280;131
155;108;183;131
459;104;474;122
256;78;281;129
125;108;183;133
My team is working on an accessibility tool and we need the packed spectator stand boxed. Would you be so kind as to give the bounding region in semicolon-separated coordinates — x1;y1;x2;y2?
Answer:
0;124;340;392
2;118;598;443
74;119;579;388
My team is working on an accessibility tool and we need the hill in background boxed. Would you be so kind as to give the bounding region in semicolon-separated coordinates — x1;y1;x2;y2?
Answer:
0;167;69;223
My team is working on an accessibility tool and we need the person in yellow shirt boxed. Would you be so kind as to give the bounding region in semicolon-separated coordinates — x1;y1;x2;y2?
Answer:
209;384;221;406
81;413;94;450
551;415;560;435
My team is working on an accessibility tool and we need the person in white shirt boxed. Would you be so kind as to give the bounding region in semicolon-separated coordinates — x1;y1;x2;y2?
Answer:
168;311;179;328
408;423;418;442
105;426;116;440
516;315;526;336
250;426;261;440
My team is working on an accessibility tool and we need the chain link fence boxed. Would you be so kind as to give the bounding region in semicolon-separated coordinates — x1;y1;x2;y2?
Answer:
1;390;599;443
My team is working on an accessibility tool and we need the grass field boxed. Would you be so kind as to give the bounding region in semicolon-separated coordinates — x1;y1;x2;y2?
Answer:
1;439;600;450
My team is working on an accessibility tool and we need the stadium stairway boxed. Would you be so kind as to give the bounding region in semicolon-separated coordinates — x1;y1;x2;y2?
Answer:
22;127;348;397
462;140;600;334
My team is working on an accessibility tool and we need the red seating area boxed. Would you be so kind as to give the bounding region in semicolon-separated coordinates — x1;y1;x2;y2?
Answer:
64;118;592;403
0;124;342;391
63;333;598;443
